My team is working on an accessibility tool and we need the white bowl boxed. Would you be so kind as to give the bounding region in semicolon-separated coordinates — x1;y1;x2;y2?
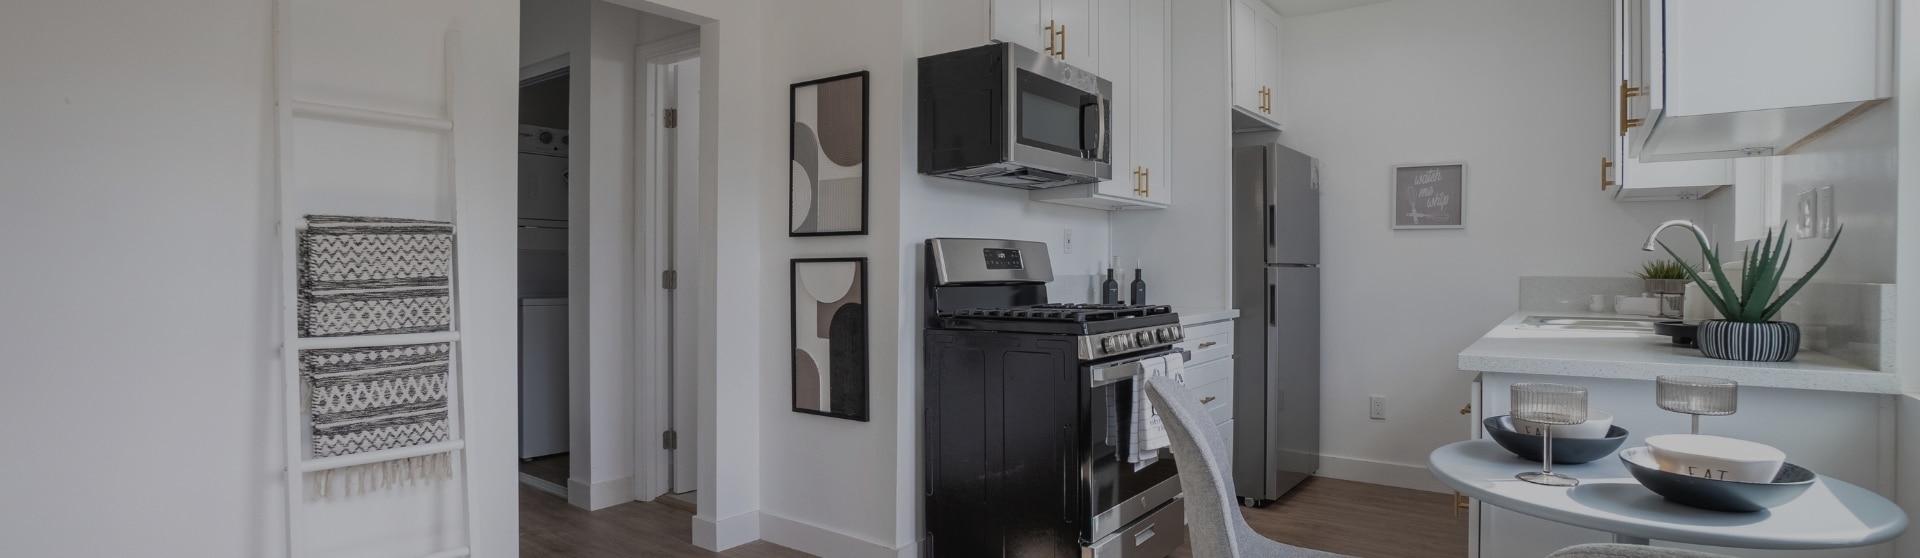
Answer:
1645;434;1785;483
1511;410;1614;439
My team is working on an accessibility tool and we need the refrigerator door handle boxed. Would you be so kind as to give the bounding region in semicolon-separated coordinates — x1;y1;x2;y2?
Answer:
1268;283;1276;327
1265;204;1275;249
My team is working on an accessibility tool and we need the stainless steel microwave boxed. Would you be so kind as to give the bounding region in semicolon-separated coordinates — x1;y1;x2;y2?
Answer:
917;42;1113;189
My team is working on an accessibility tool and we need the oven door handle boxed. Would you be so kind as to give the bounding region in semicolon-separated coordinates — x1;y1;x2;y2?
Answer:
1088;349;1183;387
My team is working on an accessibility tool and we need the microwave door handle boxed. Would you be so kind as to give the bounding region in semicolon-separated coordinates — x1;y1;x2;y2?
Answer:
1095;96;1108;161
1081;93;1107;161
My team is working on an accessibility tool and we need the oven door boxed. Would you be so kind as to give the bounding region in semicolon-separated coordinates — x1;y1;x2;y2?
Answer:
1081;348;1183;545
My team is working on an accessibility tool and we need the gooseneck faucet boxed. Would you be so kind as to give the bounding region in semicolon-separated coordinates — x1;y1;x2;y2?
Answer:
1641;220;1712;253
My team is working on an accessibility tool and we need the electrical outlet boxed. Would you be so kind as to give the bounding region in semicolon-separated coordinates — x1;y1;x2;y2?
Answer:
1369;396;1387;420
1063;228;1074;254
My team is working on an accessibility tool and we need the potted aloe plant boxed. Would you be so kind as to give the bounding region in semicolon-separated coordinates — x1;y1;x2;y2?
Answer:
1656;225;1844;362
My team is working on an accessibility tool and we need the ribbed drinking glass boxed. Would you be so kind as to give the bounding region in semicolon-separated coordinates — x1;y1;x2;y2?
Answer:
1511;383;1588;487
1655;375;1738;434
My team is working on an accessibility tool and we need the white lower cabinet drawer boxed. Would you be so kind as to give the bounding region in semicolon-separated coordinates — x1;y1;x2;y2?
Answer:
1179;356;1232;392
1188;376;1234;426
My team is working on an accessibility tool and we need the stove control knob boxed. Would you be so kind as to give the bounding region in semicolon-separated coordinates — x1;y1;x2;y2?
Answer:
1136;331;1155;345
1171;325;1184;341
1155;328;1173;342
1102;336;1119;353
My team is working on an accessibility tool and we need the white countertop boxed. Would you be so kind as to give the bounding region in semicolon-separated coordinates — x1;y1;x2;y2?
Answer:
1177;307;1240;325
1458;311;1901;394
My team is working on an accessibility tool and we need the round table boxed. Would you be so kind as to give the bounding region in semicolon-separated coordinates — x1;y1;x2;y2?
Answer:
1428;440;1909;550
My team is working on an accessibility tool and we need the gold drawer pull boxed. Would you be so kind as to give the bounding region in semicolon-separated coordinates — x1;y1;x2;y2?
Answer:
1601;157;1615;191
1459;403;1472;415
1200;396;1217;404
1198;341;1218;349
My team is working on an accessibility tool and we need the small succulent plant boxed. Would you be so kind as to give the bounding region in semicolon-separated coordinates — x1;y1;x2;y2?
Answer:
1631;258;1693;281
1657;224;1844;323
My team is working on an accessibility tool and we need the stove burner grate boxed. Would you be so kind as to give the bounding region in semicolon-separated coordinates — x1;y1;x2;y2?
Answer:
941;303;1173;323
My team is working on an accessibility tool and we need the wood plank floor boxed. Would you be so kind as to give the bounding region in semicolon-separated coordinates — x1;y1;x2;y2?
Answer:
520;477;1464;558
1170;477;1468;558
520;453;569;487
520;484;811;558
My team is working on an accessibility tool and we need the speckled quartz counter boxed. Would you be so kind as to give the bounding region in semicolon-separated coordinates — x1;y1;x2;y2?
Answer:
1458;311;1900;394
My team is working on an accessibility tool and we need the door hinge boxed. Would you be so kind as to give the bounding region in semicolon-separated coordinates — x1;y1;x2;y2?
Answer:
663;269;678;290
663;108;678;129
663;430;678;450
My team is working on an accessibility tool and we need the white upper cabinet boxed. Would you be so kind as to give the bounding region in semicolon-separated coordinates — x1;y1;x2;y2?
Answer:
991;0;1098;72
1607;0;1731;201
1030;0;1173;210
1230;0;1283;130
1625;0;1892;162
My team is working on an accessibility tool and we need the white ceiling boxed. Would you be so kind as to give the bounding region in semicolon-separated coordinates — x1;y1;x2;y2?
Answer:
1260;0;1391;18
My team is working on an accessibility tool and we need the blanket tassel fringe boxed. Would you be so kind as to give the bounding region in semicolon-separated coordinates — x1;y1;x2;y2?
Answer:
311;452;454;499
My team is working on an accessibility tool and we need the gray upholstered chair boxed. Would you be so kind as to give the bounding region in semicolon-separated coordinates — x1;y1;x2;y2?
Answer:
1547;544;1735;558
1143;375;1350;558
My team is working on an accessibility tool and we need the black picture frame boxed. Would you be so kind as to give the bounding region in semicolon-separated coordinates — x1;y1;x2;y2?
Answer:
790;257;869;421
788;71;871;237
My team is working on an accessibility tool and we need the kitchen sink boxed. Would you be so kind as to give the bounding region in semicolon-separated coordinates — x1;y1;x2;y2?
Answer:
1519;315;1662;333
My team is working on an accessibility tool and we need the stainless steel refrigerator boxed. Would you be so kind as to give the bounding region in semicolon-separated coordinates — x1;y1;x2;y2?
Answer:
1230;143;1321;507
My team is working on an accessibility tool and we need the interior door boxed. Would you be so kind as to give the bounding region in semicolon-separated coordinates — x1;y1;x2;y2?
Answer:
669;58;702;494
520;300;569;459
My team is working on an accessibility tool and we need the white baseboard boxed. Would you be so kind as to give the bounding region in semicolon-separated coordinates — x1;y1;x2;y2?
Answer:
567;475;635;511
518;472;567;498
693;510;761;551
1315;454;1449;494
759;511;917;558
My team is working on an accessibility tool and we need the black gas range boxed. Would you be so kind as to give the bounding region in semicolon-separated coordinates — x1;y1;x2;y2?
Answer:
922;238;1186;558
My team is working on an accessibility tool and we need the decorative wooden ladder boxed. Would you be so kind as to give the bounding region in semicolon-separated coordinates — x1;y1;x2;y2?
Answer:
273;3;474;557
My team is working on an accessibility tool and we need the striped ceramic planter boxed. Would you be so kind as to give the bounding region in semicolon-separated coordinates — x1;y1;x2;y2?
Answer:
1696;320;1800;362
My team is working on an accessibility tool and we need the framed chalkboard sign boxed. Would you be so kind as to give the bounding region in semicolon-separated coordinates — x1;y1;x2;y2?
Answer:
1391;163;1466;229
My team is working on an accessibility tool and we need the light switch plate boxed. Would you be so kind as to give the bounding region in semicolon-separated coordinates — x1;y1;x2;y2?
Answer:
1816;185;1836;238
1794;189;1818;239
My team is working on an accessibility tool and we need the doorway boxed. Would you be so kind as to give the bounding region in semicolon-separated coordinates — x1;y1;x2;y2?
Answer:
516;68;572;498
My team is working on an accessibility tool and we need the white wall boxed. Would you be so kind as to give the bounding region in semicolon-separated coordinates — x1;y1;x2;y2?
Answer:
1110;0;1236;312
1892;2;1918;555
1278;0;1717;489
0;0;520;556
1772;102;1897;284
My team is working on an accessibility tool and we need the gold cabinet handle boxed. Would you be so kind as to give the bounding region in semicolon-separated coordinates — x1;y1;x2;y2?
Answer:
1198;341;1217;349
1132;167;1144;196
1057;24;1067;59
1045;20;1056;55
1619;79;1644;136
1453;492;1470;518
1200;396;1217;404
1601;157;1616;191
1459;403;1472;415
1264;87;1271;113
1143;167;1151;197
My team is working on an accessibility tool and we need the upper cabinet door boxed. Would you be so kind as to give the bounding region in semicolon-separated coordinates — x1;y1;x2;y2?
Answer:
1257;7;1283;126
1609;0;1733;202
1095;0;1136;201
1631;0;1891;162
1230;0;1262;114
991;0;1048;54
1050;0;1098;72
1133;0;1171;205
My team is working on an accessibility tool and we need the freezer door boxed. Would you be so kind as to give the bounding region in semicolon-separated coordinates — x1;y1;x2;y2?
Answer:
1265;266;1320;495
1265;145;1319;266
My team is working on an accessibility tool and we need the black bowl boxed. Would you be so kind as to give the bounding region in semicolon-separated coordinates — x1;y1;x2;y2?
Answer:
1483;416;1628;465
1654;321;1698;347
1619;446;1815;512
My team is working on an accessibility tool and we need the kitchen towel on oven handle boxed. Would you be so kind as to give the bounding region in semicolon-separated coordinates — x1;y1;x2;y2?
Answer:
1129;355;1173;465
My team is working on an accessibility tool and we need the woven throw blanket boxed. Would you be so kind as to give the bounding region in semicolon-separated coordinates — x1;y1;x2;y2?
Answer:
303;342;451;458
298;215;453;337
